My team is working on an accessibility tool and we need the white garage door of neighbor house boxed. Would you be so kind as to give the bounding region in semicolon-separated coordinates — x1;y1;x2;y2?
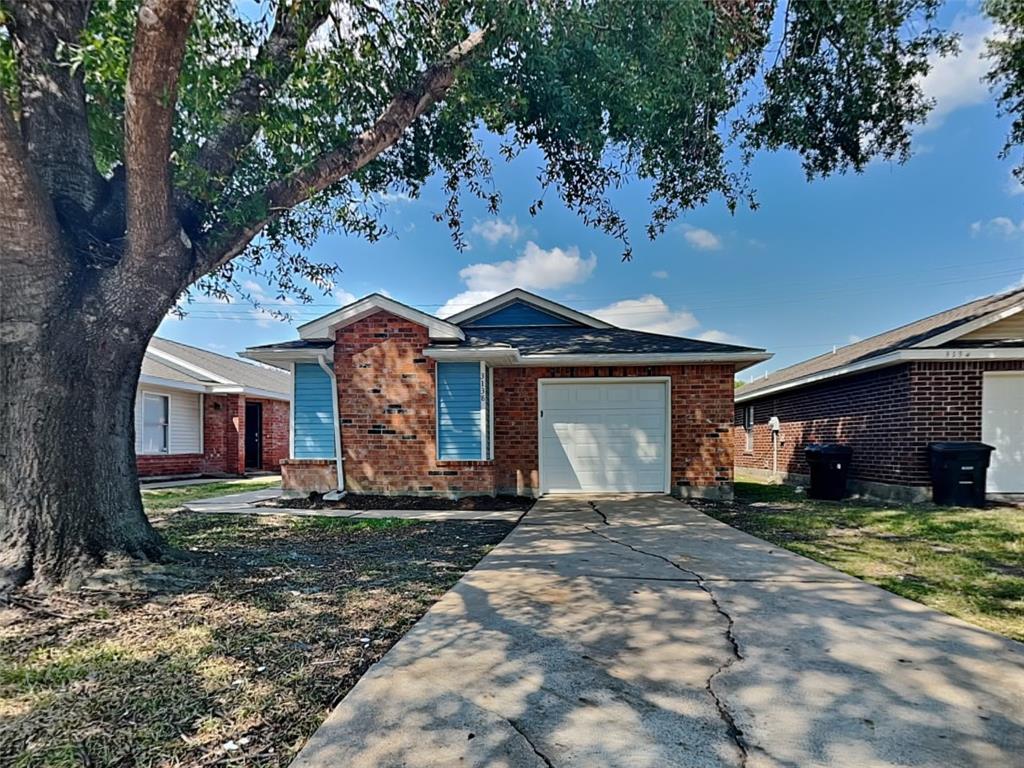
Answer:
539;380;669;493
983;373;1024;493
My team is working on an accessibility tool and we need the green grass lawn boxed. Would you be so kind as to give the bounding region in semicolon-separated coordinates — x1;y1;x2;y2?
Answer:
140;476;282;514
695;480;1024;642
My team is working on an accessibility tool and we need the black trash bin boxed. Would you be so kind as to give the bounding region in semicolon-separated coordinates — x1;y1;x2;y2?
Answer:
927;442;995;507
804;444;853;500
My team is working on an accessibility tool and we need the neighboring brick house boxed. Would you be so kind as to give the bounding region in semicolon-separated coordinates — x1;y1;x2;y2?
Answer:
136;338;290;478
243;289;769;498
734;289;1024;501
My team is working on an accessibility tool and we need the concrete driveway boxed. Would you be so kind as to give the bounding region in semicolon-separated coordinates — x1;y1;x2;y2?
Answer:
291;495;1024;768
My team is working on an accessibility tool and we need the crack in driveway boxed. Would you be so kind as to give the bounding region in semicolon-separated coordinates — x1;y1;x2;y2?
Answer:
508;718;556;768
586;501;750;767
588;501;609;525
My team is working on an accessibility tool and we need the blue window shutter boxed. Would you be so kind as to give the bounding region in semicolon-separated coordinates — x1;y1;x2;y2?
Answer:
293;363;336;458
437;362;483;460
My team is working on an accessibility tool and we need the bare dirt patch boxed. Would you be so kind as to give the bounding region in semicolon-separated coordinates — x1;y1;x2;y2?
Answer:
0;512;512;767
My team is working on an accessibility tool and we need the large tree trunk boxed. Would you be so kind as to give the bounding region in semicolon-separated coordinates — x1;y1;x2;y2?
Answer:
1;272;166;590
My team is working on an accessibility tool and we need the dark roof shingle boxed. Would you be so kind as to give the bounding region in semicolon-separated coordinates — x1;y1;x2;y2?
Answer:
453;326;765;356
739;288;1024;399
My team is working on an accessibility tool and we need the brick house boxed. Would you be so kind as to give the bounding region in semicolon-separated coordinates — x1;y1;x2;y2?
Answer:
734;289;1024;501
136;338;290;478
243;290;769;498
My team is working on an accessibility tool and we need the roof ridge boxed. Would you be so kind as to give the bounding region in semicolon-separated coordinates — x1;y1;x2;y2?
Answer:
744;286;1024;392
151;335;272;370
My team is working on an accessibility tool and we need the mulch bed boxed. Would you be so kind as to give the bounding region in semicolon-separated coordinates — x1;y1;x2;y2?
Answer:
0;512;513;767
270;493;535;512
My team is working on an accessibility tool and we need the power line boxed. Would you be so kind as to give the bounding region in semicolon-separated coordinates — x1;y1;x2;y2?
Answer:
175;266;1024;320
180;254;1024;312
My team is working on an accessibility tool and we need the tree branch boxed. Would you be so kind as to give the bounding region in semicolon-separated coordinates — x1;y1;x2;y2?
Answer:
7;0;103;220
193;0;331;188
196;27;488;277
123;0;197;261
0;90;62;278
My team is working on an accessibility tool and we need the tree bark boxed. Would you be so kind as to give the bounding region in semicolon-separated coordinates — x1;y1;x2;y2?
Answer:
0;255;170;590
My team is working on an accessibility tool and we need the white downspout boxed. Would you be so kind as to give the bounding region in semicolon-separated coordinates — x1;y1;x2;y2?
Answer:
318;354;345;494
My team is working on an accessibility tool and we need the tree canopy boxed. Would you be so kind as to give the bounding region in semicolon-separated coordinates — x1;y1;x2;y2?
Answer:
4;0;1015;588
0;0;968;311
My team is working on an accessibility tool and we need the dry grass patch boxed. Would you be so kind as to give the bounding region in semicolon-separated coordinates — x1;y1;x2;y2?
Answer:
1;511;512;766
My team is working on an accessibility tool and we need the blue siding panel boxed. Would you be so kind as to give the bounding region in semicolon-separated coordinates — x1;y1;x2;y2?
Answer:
437;362;483;460
463;300;578;327
293;362;336;458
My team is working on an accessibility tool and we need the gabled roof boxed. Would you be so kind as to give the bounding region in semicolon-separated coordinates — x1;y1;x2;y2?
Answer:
737;288;1024;402
297;293;464;341
458;326;765;356
244;288;770;371
444;288;612;329
143;337;291;398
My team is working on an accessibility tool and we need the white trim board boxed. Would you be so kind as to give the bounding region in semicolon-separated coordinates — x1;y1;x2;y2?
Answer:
736;347;1024;403
297;293;464;341
423;347;771;370
913;302;1024;348
240;346;334;367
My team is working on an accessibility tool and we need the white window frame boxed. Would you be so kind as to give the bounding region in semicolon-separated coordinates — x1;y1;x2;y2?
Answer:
743;405;754;453
141;392;170;454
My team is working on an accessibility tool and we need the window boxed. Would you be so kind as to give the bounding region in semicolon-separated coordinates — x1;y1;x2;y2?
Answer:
142;393;169;453
437;362;489;460
743;405;754;453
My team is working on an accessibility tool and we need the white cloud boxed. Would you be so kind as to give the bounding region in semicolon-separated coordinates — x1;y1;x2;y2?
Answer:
593;294;745;343
920;15;997;129
1007;173;1024;197
682;225;722;251
971;216;1023;238
334;288;358;306
652;270;669;279
593;295;699;336
697;329;742;345
439;241;596;317
470;216;522;245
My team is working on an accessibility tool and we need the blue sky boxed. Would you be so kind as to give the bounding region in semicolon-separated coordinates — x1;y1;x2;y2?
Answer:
160;6;1023;379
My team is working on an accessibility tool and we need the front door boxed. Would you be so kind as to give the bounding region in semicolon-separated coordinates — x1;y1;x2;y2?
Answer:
245;401;263;470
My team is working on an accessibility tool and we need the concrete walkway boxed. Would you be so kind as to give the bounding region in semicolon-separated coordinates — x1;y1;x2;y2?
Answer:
182;491;523;522
290;495;1024;768
141;475;281;490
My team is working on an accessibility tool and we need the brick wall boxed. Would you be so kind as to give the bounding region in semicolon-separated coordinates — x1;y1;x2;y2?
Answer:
734;365;913;484
333;313;736;497
492;365;736;496
199;394;232;475
136;393;289;478
905;360;1024;484
335;313;497;495
282;459;337;494
137;453;204;477
733;359;1024;489
245;397;290;472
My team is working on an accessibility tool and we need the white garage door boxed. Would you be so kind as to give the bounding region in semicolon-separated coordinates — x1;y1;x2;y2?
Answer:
539;380;668;493
983;373;1024;493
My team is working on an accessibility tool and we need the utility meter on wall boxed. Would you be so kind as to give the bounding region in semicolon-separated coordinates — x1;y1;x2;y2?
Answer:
768;416;781;432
